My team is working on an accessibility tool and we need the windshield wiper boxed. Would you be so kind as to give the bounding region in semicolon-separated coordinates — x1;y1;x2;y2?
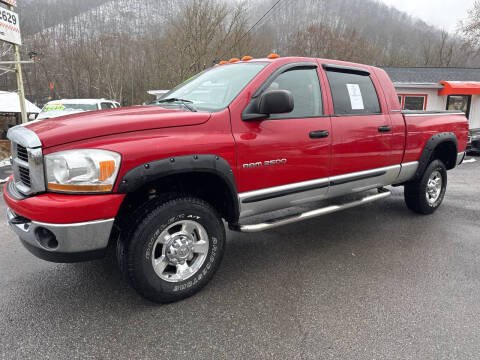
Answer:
157;98;197;112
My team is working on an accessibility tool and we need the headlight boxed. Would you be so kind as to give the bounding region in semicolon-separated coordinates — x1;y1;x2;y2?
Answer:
45;149;121;193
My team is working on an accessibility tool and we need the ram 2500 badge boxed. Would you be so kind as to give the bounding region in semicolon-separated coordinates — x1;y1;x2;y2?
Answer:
4;55;468;303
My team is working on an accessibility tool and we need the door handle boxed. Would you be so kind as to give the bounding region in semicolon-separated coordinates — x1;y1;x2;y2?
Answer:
309;130;329;139
378;125;392;132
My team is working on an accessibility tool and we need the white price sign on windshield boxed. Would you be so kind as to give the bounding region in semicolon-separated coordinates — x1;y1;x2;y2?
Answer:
0;7;21;45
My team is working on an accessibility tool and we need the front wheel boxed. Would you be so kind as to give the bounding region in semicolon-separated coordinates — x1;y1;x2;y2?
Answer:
404;159;447;215
120;197;226;303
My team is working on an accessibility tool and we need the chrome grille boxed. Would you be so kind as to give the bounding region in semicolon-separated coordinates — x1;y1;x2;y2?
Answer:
7;126;45;195
16;144;29;162
18;166;31;187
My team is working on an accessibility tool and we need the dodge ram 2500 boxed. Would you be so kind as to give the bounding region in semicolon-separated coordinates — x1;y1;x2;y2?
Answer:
4;56;468;303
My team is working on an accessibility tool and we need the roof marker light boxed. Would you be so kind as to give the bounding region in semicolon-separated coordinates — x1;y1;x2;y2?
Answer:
229;58;240;63
267;53;280;59
241;56;253;61
219;60;228;65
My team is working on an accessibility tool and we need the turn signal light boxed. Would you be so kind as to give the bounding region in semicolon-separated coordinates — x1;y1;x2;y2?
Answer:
267;53;280;59
99;160;116;181
241;56;253;61
229;58;240;63
47;183;113;192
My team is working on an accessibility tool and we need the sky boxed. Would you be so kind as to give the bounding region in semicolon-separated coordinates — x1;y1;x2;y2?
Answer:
377;0;473;32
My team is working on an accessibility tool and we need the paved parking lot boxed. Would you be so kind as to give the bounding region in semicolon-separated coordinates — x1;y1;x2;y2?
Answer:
1;157;479;360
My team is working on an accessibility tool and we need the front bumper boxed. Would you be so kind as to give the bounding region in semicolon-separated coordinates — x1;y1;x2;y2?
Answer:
6;207;114;262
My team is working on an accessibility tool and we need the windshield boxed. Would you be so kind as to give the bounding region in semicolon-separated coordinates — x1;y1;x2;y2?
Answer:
41;103;98;112
159;62;268;112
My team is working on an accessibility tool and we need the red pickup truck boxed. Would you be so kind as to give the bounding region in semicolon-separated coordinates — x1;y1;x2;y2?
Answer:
5;56;468;303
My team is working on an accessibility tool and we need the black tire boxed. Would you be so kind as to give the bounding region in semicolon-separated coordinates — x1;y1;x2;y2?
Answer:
119;197;225;303
404;159;447;215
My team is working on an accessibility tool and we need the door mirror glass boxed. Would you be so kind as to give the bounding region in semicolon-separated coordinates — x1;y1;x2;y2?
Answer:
258;90;294;115
28;113;37;121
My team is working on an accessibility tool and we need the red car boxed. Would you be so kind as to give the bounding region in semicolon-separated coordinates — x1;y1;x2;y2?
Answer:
4;56;468;303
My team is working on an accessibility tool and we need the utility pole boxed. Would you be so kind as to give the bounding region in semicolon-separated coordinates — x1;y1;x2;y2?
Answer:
10;3;27;123
0;0;29;123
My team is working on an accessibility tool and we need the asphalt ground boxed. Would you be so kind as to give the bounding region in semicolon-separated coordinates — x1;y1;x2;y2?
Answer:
0;157;479;360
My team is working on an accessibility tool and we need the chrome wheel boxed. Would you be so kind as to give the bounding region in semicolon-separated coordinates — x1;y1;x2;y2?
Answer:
426;170;442;205
151;220;209;282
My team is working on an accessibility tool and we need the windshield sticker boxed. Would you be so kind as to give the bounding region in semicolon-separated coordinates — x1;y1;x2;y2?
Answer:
44;104;65;111
346;84;364;110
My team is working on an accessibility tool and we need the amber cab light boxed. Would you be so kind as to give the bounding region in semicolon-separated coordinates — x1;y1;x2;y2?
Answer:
219;60;228;65
241;56;253;61
229;58;240;63
267;53;280;59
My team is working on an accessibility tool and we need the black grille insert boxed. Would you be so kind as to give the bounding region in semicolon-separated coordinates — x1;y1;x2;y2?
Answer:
18;166;31;187
17;145;28;162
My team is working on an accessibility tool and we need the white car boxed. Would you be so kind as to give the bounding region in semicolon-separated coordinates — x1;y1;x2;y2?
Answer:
32;99;121;121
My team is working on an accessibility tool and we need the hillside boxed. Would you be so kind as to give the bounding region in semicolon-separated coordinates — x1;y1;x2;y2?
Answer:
2;0;477;106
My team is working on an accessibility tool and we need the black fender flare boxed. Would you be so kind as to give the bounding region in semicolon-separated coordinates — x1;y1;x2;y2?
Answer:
414;132;457;180
117;154;239;221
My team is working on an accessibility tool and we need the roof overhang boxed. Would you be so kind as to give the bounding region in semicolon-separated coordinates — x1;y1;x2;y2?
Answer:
393;82;443;89
438;81;480;96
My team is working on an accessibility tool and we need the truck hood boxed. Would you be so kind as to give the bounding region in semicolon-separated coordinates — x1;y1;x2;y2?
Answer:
25;106;211;148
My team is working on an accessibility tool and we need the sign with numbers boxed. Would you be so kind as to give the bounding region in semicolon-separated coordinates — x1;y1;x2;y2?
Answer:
0;7;20;45
0;0;17;7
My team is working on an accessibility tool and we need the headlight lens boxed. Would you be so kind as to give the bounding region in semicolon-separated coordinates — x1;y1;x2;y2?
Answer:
45;149;121;193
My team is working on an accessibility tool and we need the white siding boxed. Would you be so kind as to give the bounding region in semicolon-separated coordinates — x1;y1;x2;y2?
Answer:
394;87;446;110
469;95;480;130
394;87;480;131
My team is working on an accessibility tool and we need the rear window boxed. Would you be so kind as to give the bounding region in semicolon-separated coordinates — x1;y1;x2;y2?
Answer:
325;71;381;115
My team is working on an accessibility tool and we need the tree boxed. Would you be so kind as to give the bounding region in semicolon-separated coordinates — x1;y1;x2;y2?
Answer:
462;1;480;48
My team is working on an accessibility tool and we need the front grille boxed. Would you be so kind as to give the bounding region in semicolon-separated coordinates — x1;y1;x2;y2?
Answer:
17;144;28;162
18;166;31;187
7;126;45;195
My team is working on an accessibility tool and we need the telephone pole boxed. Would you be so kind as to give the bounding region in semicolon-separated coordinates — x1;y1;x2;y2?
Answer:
9;3;27;123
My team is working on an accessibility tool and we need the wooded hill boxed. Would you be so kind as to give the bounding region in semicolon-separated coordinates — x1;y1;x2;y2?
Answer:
2;0;479;106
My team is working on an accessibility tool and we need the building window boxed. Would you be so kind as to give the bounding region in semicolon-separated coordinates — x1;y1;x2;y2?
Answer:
446;95;471;119
398;94;427;110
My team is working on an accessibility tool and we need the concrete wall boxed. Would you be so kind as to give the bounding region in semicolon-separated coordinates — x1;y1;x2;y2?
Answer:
394;87;480;130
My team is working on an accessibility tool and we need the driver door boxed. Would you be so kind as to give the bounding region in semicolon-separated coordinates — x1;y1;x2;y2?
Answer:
231;64;332;217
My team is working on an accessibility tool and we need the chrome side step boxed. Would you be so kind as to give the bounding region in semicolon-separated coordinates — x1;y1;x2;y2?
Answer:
231;188;391;233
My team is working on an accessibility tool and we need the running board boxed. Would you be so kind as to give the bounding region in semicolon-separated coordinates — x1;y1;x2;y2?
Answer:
231;188;391;233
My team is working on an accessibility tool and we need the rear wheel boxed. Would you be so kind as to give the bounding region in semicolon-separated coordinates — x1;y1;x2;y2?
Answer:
119;197;225;303
404;159;447;215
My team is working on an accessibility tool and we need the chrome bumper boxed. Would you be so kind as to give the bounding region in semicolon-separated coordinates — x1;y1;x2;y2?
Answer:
6;207;114;254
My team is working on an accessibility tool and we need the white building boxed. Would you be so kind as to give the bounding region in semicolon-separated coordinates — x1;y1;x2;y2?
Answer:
382;67;480;131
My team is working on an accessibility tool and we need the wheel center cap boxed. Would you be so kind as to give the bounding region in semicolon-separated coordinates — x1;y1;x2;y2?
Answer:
166;235;193;264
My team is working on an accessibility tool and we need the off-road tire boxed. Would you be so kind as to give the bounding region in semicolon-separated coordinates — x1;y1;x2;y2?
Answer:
117;197;225;303
404;159;447;215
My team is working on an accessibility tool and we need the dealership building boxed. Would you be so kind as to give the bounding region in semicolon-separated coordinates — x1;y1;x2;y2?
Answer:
382;67;480;132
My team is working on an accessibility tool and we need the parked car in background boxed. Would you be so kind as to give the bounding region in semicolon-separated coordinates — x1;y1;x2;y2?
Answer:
467;129;480;154
31;99;120;121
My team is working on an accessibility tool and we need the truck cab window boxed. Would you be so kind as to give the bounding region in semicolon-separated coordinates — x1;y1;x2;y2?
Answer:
326;70;381;115
268;68;322;119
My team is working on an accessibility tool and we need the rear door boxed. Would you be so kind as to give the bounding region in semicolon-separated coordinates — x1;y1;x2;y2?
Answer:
322;64;393;176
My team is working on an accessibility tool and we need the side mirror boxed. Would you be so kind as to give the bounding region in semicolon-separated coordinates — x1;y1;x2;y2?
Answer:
242;89;294;121
258;90;294;115
28;113;37;121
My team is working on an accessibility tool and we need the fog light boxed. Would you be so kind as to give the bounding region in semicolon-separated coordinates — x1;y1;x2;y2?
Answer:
35;227;59;250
